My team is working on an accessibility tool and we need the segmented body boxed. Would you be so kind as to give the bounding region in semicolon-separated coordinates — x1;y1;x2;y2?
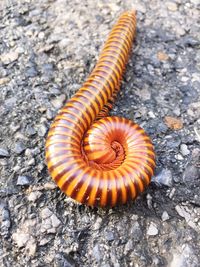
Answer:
45;11;156;207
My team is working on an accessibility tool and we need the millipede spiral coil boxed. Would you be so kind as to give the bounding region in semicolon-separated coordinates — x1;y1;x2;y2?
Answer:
45;10;156;207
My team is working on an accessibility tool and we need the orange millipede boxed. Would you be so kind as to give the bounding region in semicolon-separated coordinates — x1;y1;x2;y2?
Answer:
45;10;156;207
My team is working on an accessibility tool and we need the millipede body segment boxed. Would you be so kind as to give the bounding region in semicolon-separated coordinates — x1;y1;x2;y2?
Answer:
45;10;156;207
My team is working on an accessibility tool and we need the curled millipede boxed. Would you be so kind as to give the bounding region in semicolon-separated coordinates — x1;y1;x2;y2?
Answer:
45;10;156;207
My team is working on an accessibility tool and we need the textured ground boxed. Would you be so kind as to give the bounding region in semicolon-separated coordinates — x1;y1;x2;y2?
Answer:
0;0;200;266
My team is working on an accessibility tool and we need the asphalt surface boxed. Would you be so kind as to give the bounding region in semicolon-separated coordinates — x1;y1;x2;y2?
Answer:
0;0;200;266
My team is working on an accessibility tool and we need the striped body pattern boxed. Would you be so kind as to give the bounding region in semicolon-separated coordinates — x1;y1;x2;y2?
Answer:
45;10;156;207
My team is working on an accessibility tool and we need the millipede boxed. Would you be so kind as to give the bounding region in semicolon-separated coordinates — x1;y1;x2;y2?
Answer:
45;10;156;207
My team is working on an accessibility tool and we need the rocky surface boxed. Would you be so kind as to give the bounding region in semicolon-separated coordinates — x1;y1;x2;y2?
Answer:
0;0;200;266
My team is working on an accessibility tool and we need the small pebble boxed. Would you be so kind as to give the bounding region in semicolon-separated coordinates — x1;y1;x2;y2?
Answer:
146;193;153;209
27;158;35;166
148;111;156;118
105;231;115;242
0;77;10;85
28;191;42;202
92;244;102;262
39;237;51;246
175;154;184;160
38;31;45;39
192;148;200;162
166;2;178;11
51;214;61;228
26;238;37;257
13;142;26;155
0;204;11;237
124;240;133;254
25;66;38;78
93;217;103;231
12;231;30;248
133;3;146;13
135;87;151;101
152;169;173;187
131;222;143;242
17;175;33;186
37;124;47;137
147;223;159;236
183;165;199;184
162;211;170;222
180;144;190;156
164;116;183;130
43;182;57;190
175;205;191;222
170;244;198;267
190;0;199;5
1;51;19;64
0;148;9;158
40;208;53;219
51;94;66;109
157;51;169;61
46;109;54;120
26;125;36;137
39;44;54;52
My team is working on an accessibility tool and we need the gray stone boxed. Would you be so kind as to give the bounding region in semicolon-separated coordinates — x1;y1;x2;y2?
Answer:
132;3;146;13
135;87;151;101
40;218;52;233
13;142;26;155
170;244;199;267
39;237;52;246
12;231;30;248
166;2;178;11
25;125;36;136
17;175;33;186
40;208;53;219
124;240;133;254
51;94;66;109
157;122;168;134
183;165;199;184
0;77;10;85
162;211;170;222
27;191;42;202
26;238;37;257
0;148;9;158
1;208;10;221
166;137;181;149
105;230;115;242
0;51;19;64
192;148;200;162
55;253;76;267
175;205;191;222
92;244;102;262
50;214;61;228
182;36;200;47
43;182;57;190
46;109;54;120
180;144;190;156
152;169;173;187
147;222;159;236
27;158;35;166
42;63;54;73
190;0;200;5
0;67;7;77
25;66;38;78
37;124;47;137
131;222;143;242
0;204;11;237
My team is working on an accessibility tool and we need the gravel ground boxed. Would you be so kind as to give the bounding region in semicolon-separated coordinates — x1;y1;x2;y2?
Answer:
0;0;200;266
